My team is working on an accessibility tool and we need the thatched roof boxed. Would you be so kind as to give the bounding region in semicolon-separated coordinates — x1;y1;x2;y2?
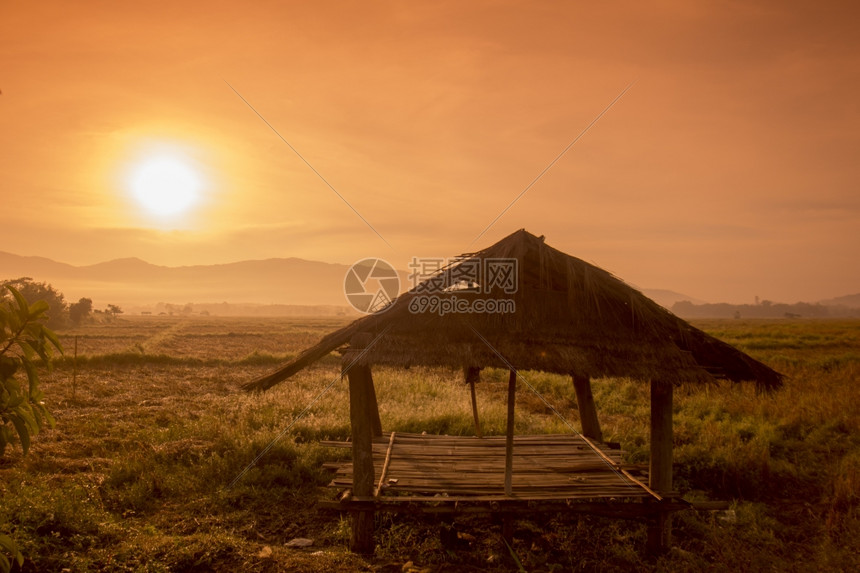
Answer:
244;230;782;392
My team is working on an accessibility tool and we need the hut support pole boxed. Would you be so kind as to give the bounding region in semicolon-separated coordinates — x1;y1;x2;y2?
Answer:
647;381;673;554
572;375;603;442
365;369;383;438
504;369;517;496
346;336;377;555
347;334;382;438
465;367;483;438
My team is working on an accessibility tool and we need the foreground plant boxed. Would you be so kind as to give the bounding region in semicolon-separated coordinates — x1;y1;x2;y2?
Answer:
0;285;62;455
1;284;62;572
0;535;23;573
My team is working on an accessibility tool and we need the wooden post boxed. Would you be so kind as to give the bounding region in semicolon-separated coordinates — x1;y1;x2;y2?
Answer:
365;368;383;438
348;333;382;437
504;369;517;496
72;335;78;401
465;366;483;437
346;334;377;555
647;380;674;554
572;374;602;442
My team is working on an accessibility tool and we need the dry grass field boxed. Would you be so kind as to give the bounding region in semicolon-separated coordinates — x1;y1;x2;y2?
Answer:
1;316;859;571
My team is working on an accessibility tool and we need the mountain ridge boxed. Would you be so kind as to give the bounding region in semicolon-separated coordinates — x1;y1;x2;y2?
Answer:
2;250;855;311
0;250;355;306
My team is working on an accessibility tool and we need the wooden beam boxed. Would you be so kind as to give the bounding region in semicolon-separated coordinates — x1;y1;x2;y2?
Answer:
465;366;483;438
375;432;396;497
647;380;674;554
576;432;663;501
320;498;691;517
504;369;517;496
572;375;603;442
346;334;377;555
243;321;361;391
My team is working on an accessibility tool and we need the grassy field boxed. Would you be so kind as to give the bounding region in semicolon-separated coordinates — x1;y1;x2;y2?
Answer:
1;316;858;572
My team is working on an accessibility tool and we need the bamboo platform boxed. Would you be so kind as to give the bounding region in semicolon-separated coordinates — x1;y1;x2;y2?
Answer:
320;432;680;515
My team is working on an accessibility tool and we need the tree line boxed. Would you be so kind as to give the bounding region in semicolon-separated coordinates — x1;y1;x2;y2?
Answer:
0;277;123;329
671;299;860;319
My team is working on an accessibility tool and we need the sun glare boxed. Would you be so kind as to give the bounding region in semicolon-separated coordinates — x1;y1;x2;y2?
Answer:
129;156;201;217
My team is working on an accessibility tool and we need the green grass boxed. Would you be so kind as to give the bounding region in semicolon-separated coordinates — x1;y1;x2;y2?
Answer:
1;316;859;571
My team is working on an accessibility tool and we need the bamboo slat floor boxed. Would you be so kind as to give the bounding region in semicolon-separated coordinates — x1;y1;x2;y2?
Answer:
321;432;655;502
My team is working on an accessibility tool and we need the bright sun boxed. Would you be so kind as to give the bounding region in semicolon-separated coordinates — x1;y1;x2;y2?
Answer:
129;156;201;217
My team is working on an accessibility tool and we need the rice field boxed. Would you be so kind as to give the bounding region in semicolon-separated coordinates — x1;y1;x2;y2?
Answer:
1;316;858;571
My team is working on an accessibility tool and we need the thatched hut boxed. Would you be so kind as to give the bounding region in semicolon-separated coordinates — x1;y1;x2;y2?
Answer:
244;229;782;554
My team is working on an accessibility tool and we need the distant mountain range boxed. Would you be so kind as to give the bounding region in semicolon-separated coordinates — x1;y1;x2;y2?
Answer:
0;251;361;308
1;251;855;314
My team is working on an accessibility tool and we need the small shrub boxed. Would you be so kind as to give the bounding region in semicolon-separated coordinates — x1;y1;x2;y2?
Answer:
1;285;62;456
0;285;63;572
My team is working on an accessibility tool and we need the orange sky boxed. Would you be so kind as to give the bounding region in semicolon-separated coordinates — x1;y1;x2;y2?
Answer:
1;0;858;303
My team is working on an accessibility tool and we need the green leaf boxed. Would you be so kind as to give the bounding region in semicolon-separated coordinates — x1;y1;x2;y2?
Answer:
29;401;50;430
22;328;51;363
27;299;49;319
39;406;56;429
43;327;63;354
17;339;36;361
17;408;39;434
10;415;30;455
1;312;20;342
21;360;39;394
0;533;24;568
24;321;45;341
0;534;17;554
7;286;29;321
29;385;45;401
10;380;23;397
